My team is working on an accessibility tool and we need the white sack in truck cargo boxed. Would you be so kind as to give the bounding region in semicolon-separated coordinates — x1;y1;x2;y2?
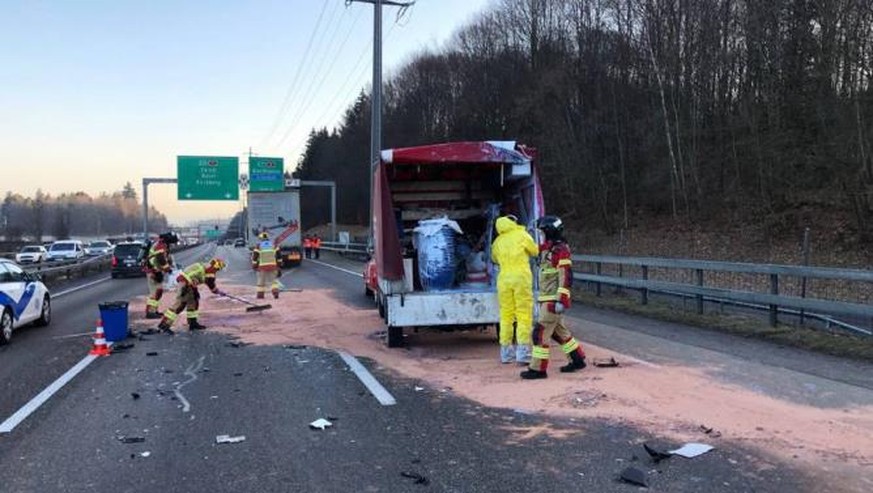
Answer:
413;217;463;292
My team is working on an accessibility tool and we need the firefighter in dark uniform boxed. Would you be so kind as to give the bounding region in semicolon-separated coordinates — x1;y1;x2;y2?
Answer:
144;232;178;319
521;216;587;379
157;258;226;334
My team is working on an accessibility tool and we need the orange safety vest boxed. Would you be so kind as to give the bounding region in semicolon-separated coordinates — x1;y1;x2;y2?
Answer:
313;238;322;249
303;238;312;248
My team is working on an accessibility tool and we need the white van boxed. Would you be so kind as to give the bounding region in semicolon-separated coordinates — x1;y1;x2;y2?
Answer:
47;240;85;261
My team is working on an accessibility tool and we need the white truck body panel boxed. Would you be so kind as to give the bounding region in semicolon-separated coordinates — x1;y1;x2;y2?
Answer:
386;291;499;327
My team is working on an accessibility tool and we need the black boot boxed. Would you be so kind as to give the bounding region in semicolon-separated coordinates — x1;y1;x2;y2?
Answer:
157;321;174;335
188;319;207;331
559;356;587;373
520;369;548;380
145;311;162;319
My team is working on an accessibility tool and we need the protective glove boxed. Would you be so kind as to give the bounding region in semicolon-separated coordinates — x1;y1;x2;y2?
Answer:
554;302;565;314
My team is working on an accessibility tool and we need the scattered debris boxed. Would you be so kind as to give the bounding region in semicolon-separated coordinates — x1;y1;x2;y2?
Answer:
113;343;135;352
669;443;715;458
284;344;307;350
140;451;151;458
619;467;648;487
137;335;151;341
117;436;145;444
131;392;140;400
513;408;534;415
138;328;159;336
593;357;620;368
146;352;158;357
226;341;250;348
400;472;430;485
414;386;425;392
233;372;243;377
215;435;246;444
643;443;672;463
699;425;722;438
210;395;218;399
309;418;333;430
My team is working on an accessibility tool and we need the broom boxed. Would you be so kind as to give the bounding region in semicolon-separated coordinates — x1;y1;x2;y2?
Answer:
218;292;273;312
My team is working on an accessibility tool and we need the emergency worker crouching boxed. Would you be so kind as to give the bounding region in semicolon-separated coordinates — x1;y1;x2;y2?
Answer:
252;232;281;299
144;232;178;319
520;216;587;380
491;215;538;364
157;258;227;334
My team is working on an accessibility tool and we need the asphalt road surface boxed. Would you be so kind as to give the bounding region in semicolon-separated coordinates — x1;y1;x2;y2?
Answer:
0;246;866;492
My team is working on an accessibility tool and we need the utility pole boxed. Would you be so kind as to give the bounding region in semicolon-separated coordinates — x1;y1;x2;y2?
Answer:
346;0;414;246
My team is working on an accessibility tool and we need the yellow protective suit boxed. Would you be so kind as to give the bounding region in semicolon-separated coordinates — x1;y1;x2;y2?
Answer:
491;216;538;346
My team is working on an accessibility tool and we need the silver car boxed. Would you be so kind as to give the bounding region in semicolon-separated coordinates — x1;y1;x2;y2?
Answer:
85;240;114;256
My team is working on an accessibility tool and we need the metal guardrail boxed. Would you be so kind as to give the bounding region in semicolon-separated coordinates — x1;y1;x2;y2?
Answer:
573;254;873;335
319;241;368;255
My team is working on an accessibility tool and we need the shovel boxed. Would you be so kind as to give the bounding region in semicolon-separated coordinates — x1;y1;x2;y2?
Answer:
218;292;273;312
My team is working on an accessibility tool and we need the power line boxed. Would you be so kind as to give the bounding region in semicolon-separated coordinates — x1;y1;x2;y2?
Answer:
262;0;346;149
274;7;366;149
259;1;330;149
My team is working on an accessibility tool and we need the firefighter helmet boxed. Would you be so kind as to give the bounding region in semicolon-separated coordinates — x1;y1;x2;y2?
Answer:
258;232;269;240
209;257;227;271
536;215;564;242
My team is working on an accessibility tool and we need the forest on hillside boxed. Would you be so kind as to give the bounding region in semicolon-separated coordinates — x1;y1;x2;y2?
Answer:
295;0;873;245
1;182;169;241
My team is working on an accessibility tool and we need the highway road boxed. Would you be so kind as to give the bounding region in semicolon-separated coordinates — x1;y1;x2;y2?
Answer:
0;245;870;492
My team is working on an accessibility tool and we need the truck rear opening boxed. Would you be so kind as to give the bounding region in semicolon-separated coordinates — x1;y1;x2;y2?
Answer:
370;141;543;347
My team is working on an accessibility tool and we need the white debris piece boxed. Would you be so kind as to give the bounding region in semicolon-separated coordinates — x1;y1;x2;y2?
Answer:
215;434;246;444
309;418;333;430
669;443;714;458
140;451;151;458
414;386;425;392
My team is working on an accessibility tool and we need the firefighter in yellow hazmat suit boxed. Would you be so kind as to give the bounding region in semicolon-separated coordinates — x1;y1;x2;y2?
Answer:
491;215;539;364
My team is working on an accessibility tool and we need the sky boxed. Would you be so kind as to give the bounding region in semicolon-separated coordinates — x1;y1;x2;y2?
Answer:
0;0;492;225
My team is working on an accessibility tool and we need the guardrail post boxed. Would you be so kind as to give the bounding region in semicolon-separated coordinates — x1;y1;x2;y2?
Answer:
595;262;602;297
641;265;648;305
769;274;779;327
696;269;704;314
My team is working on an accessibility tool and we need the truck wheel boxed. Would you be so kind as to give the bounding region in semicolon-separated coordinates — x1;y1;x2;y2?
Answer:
377;294;386;320
364;286;373;298
386;326;403;348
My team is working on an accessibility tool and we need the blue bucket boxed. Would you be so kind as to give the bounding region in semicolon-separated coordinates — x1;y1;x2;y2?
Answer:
99;301;129;342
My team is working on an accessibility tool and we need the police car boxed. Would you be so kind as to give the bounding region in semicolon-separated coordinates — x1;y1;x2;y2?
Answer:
0;258;51;344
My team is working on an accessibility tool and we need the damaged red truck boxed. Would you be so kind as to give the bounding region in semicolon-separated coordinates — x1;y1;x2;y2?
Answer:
364;141;544;347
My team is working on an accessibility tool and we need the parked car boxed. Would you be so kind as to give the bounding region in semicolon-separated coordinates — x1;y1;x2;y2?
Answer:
15;245;48;264
111;242;146;278
0;259;51;344
234;238;246;247
85;240;114;256
47;240;85;261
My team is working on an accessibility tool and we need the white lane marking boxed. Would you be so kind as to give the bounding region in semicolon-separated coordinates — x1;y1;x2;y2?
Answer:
338;351;396;406
307;259;360;277
616;353;662;369
53;276;111;298
173;355;205;413
52;332;94;340
0;350;105;433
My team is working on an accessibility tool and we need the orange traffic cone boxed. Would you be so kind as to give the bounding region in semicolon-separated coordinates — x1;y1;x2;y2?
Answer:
89;319;111;357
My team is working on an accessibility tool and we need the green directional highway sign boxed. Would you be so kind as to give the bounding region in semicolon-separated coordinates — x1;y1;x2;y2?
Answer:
249;156;285;192
177;156;240;200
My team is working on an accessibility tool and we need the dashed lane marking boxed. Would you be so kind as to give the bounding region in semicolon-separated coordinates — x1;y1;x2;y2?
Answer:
338;351;396;406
